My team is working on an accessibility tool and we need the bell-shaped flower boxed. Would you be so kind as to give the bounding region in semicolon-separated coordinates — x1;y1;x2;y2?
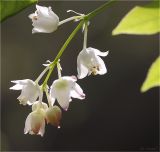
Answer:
24;107;46;137
77;47;109;79
29;5;59;34
50;76;85;110
46;105;62;127
10;79;41;105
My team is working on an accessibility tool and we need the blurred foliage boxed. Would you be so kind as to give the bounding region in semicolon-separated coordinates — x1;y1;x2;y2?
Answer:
112;1;160;92
141;56;160;92
112;1;160;35
0;0;37;22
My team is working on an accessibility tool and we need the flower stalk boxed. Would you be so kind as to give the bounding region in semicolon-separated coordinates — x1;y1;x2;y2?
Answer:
42;20;84;90
83;21;88;49
41;0;115;90
10;0;115;137
58;16;83;26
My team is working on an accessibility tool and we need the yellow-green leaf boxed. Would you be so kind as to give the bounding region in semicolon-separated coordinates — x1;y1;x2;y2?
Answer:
0;0;37;22
112;1;160;35
141;56;160;92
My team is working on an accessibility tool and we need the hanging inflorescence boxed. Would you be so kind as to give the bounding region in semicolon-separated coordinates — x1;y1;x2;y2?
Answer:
10;4;109;137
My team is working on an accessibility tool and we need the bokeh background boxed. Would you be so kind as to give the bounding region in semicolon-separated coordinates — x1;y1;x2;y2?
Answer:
1;0;159;151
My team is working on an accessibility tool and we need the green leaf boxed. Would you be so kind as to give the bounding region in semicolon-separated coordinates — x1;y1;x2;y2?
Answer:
112;1;160;35
141;56;160;92
0;0;37;22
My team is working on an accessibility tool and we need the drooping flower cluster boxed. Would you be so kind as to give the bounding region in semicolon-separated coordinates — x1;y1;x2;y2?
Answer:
10;4;109;137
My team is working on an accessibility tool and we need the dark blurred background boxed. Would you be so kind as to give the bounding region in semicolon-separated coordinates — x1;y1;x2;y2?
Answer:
1;0;159;151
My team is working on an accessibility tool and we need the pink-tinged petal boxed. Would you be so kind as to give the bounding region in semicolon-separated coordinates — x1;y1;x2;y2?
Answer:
24;110;45;136
38;120;45;137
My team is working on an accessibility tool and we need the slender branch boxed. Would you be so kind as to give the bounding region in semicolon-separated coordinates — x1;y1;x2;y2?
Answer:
42;21;84;89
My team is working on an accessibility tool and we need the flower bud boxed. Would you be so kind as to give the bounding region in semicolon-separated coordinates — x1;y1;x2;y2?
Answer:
45;106;62;127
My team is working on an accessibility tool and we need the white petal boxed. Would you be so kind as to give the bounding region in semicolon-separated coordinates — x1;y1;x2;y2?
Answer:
10;84;23;90
50;96;55;106
55;88;70;110
62;76;77;82
88;47;109;57
32;27;52;34
96;56;107;75
21;87;39;103
17;95;28;105
77;55;88;79
48;6;59;19
32;18;58;33
36;5;49;17
50;85;56;106
51;80;70;110
11;79;29;85
24;113;32;134
71;83;85;100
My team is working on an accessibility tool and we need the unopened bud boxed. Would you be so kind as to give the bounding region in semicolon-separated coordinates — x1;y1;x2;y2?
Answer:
46;106;62;127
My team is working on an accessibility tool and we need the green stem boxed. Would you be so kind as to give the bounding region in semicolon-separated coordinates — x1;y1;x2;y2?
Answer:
42;0;116;89
42;21;84;90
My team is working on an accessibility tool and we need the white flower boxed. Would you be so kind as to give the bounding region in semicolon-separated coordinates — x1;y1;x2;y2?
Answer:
77;47;109;79
10;79;41;105
50;76;85;110
24;108;46;137
29;5;59;34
